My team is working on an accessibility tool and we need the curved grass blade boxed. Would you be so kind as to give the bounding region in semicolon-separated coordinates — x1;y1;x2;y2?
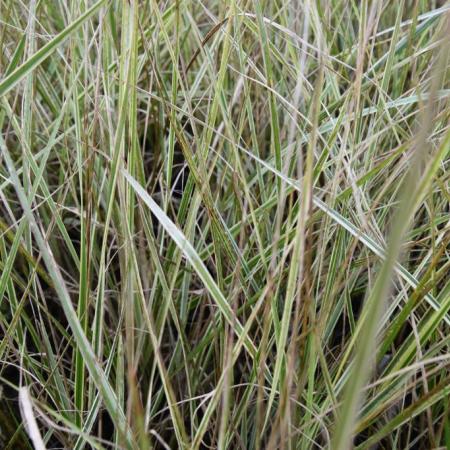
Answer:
0;137;136;450
122;169;258;360
0;0;106;97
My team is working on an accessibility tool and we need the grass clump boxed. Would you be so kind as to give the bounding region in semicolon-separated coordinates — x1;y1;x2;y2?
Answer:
0;1;449;449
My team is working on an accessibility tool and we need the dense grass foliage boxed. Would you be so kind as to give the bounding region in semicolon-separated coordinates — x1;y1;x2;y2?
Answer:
0;1;449;448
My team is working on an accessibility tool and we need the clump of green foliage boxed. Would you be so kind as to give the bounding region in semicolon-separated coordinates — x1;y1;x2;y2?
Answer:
0;1;449;449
